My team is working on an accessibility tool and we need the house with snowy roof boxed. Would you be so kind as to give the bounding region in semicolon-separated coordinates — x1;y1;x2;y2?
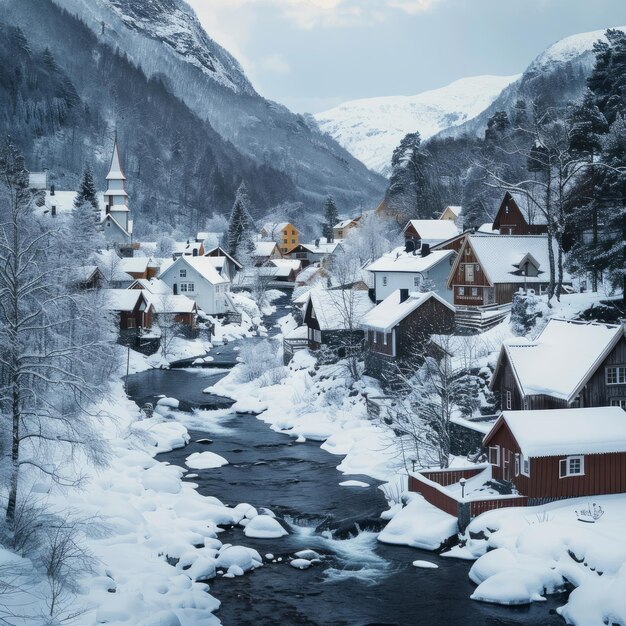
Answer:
158;256;236;316
447;233;569;308
259;222;299;254
253;241;282;266
483;407;626;500
491;319;626;411
128;278;198;328
402;219;460;247
492;191;548;236
439;205;462;222
285;239;344;268
172;240;204;259
302;287;374;359
366;245;455;303
361;290;456;382
204;247;243;281
333;216;361;241
104;289;154;332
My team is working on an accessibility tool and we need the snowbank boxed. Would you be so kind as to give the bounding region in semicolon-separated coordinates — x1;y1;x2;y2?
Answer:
185;451;229;469
243;515;288;539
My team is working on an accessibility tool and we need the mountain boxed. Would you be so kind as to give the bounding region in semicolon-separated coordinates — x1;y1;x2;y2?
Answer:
436;26;626;140
314;75;519;176
46;0;386;209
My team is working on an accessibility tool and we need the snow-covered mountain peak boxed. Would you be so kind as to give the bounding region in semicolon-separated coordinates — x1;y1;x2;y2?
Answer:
314;74;519;176
530;26;626;71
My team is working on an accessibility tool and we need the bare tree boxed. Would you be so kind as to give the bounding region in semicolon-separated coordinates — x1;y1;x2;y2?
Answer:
0;139;116;525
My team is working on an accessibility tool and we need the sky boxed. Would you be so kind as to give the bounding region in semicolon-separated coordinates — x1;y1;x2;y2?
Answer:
186;0;626;114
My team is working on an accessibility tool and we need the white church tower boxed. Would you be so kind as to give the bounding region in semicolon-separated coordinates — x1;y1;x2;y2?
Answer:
101;137;133;244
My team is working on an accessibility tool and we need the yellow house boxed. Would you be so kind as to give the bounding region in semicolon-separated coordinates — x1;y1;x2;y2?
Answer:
332;216;361;241
260;222;299;254
439;205;462;221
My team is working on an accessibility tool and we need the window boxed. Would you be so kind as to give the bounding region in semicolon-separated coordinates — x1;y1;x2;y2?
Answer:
414;276;420;288
610;398;626;410
488;445;500;466
291;230;295;235
179;269;187;278
464;264;474;282
471;287;478;297
383;333;387;346
522;456;530;476
606;366;626;385
180;282;195;293
505;389;512;410
515;453;520;476
126;318;136;329
382;276;388;287
458;287;465;295
107;222;111;227
292;239;295;244
560;455;584;478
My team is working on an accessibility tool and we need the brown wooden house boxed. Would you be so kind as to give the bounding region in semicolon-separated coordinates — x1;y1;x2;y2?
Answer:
104;289;154;331
402;219;460;246
492;192;548;235
491;319;626;411
483;407;626;502
447;233;566;307
361;289;456;382
303;287;374;358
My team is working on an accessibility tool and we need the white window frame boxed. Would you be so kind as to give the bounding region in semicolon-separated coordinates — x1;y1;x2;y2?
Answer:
559;455;584;478
458;287;465;296
488;445;500;466
382;276;388;287
606;366;626;385
179;282;195;293
464;264;474;282
413;276;420;288
610;398;626;410
179;269;187;278
521;455;530;476
514;453;520;477
471;287;479;297
505;389;512;410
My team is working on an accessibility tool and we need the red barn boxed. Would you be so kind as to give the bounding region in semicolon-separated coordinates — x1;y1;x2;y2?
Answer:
483;407;626;502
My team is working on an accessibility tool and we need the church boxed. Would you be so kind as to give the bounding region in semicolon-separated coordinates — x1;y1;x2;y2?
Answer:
101;139;133;246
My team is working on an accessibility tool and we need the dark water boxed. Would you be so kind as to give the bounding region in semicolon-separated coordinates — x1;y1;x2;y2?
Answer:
125;294;567;625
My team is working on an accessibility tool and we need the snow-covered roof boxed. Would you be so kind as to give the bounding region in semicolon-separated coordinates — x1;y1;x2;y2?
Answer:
308;287;374;331
43;190;78;214
204;247;243;269
129;278;171;294
254;241;280;256
441;205;462;218
196;232;209;241
488;408;626;457
295;264;321;285
160;256;228;285
504;191;547;226
334;217;359;229
478;223;499;234
270;259;301;271
145;292;197;314
451;234;568;286
173;241;202;255
299;240;342;254
366;247;454;274
361;290;455;333
104;289;144;312
118;257;149;275
261;222;290;234
73;265;101;284
404;220;460;242
494;319;624;402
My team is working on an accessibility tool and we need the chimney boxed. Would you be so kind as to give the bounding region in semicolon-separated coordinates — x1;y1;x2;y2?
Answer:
50;184;55;196
315;238;320;248
405;239;415;254
399;288;409;303
421;243;431;257
192;248;198;257
106;204;110;215
51;205;57;217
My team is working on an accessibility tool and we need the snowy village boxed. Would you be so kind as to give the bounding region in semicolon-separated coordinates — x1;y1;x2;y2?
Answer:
1;1;626;625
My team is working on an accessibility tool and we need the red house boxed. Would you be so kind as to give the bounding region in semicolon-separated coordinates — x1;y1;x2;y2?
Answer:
483;407;626;501
492;192;548;236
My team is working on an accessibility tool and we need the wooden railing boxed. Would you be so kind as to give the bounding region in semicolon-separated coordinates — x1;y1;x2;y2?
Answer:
455;303;512;331
283;337;310;364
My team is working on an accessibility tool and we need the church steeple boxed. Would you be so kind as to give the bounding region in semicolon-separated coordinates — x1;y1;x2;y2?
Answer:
102;136;131;237
106;138;126;181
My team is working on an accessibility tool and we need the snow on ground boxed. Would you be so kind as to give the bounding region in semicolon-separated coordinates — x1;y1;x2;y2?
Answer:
378;494;458;551
459;494;626;622
339;480;370;488
186;451;229;469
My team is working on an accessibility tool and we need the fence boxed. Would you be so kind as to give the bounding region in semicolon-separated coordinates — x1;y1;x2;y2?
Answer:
455;303;511;332
409;467;528;531
283;337;309;364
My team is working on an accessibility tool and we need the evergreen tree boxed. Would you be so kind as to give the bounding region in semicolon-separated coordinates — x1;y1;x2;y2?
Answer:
588;30;626;125
226;181;255;261
322;195;338;242
75;163;99;223
71;198;102;263
510;290;541;336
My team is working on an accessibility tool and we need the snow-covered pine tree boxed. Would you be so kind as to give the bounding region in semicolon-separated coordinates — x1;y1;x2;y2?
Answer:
71;197;103;263
74;164;99;216
510;289;541;336
226;181;255;261
322;195;338;242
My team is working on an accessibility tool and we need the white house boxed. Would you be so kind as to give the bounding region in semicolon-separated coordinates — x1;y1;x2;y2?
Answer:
158;256;236;316
366;246;456;303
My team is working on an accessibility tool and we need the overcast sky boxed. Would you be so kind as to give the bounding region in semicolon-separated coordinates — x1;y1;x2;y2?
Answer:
186;0;626;114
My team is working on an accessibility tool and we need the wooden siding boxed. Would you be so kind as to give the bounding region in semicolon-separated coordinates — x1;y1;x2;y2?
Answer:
367;329;394;355
420;467;484;486
470;497;528;517
408;475;459;517
485;419;626;499
579;337;626;407
492;194;548;236
450;243;490;305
